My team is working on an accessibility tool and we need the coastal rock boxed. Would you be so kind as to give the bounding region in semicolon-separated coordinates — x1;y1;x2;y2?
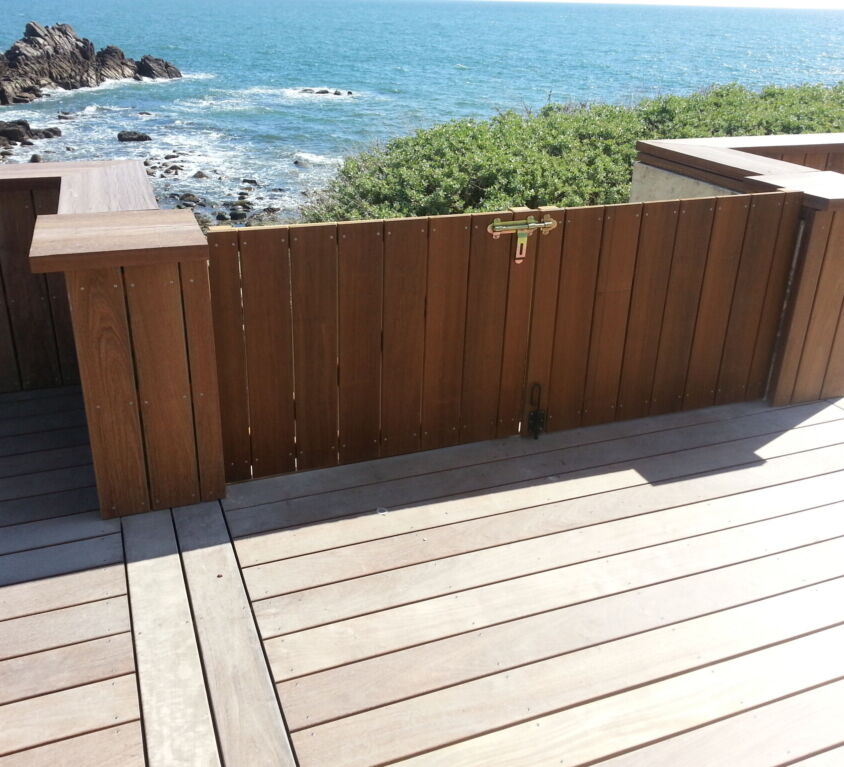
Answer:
192;170;209;179
0;119;61;144
29;153;42;162
117;130;151;142
0;22;181;106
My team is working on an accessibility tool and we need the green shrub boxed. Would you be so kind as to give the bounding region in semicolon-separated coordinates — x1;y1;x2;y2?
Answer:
301;83;844;222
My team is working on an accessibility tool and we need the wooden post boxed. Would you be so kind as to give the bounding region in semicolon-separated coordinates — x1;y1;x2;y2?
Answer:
29;208;225;517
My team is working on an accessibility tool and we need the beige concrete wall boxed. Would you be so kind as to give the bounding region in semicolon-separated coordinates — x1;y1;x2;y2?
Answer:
629;162;739;202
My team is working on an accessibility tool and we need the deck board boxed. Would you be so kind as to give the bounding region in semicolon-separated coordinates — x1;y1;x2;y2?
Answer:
0;723;144;767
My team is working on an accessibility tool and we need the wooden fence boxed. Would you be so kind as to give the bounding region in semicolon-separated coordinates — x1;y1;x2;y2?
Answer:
208;190;802;481
0;184;78;392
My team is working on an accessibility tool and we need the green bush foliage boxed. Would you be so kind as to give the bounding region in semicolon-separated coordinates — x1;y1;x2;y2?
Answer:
301;83;844;221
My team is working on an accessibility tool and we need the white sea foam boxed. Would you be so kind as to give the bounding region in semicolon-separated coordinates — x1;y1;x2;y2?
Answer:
293;151;343;166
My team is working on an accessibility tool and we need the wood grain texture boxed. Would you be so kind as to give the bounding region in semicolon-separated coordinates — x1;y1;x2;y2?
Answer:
683;196;750;410
459;212;512;443
581;203;641;425
0;674;139;756
124;262;199;508
337;220;383;464
123;510;220;767
381;218;427;456
650;198;715;415
0;510;115;556
0;189;60;389
290;224;339;470
0;722;144;767
616;201;679;419
65;267;147;516
240;227;295;477
421;214;472;449
547;206;604;430
179;258;226;500
0;262;20;392
173;503;296;767
716;193;786;403
208;232;251;481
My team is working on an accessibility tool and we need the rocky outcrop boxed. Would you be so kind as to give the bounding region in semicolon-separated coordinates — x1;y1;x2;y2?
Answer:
0;22;181;105
117;130;151;142
0;119;61;145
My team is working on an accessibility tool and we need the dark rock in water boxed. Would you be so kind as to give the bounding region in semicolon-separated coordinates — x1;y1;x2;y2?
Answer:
293;157;310;168
192;170;209;179
180;193;200;203
0;136;10;148
65;145;75;151
347;91;352;95
117;130;151;142
19;138;33;146
0;119;56;143
0;22;181;106
164;153;179;160
138;111;152;115
216;212;230;221
242;178;259;185
301;88;315;94
29;153;42;162
315;89;330;95
230;210;248;221
334;90;341;96
57;113;74;120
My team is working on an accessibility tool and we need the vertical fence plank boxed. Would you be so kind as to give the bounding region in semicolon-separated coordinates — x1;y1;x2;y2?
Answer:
0;189;61;389
821;300;844;399
827;154;844;173
240;227;295;477
522;208;565;428
124;262;200;508
0;264;19;393
746;192;802;399
792;210;844;402
290;223;339;470
32;185;79;386
616;201;679;420
683;196;750;410
338;220;383;464
208;231;252;482
780;151;807;166
496;208;540;437
581;203;641;426
802;152;829;170
649;198;715;415
459;212;511;444
546;206;604;432
421;215;471;450
381;218;427;457
180;258;226;501
716;193;785;404
66;268;149;517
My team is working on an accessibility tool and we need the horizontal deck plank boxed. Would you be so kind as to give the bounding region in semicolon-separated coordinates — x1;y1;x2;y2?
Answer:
0;633;134;706
0;596;129;660
594;678;844;767
0;444;91;480
245;465;844;599
0;486;98;527
224;398;788;510
278;537;844;724
0;722;144;767
393;625;844;767
231;402;844;549
0;534;123;586
0;385;80;405
793;747;844;766
0;426;89;460
0;563;125;622
0;394;84;421
0;512;119;556
266;503;844;675
0;675;139;756
0;464;94;502
0;409;86;438
290;580;844;765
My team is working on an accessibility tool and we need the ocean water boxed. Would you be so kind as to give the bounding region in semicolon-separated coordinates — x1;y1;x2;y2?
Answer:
1;0;842;218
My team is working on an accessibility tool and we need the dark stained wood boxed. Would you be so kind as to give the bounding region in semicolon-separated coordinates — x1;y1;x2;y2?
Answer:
65;268;148;517
650;198;715;415
546;206;604;431
240;228;295;477
581;203;641;426
769;210;833;405
421;215;471;450
683;196;750;410
290;223;339;470
792;211;844;402
716;193;786;404
523;208;565;428
179;258;226;502
0;189;61;389
827;153;844;173
780;151;808;167
124;262;199;508
338;220;383;464
459;212;511;443
496;209;539;437
0;264;19;393
381;218;427;457
746;192;803;398
208;232;252;482
803;152;830;171
32;186;79;386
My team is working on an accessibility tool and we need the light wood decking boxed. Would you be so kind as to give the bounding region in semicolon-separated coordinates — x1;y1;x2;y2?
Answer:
2;389;844;765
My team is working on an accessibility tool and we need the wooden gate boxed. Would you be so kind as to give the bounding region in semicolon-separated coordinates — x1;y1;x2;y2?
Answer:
207;190;801;482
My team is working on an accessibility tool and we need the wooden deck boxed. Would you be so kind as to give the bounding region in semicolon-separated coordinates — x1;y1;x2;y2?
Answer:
2;388;844;765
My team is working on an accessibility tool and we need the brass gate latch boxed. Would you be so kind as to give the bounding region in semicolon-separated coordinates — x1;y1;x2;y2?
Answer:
487;214;558;264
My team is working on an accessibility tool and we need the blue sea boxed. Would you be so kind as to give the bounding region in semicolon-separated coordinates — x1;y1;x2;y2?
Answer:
1;0;842;218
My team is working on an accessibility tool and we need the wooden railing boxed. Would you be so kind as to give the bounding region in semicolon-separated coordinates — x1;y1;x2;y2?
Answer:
208;191;802;480
1;132;841;517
